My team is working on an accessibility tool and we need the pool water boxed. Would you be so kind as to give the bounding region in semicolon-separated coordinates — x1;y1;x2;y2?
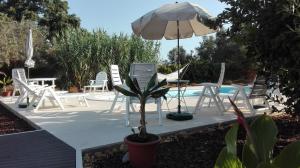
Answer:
167;86;251;97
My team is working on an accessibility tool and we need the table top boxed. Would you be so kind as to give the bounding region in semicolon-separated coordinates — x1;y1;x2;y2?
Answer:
28;78;57;81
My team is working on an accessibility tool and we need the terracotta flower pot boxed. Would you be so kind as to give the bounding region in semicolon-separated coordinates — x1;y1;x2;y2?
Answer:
68;86;79;93
2;91;12;97
124;134;160;168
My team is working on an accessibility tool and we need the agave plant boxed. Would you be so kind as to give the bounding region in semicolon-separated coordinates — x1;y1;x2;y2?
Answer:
114;73;169;139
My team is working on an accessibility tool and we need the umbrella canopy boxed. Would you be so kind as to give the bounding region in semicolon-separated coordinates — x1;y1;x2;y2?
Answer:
132;2;216;40
24;29;35;68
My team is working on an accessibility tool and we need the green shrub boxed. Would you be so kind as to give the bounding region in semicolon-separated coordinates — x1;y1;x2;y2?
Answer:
53;28;160;89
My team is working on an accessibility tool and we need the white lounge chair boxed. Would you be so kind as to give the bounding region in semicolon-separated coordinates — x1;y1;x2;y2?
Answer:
230;76;270;115
12;68;46;96
109;65;126;113
126;63;162;126
14;78;88;111
194;62;226;115
83;71;108;92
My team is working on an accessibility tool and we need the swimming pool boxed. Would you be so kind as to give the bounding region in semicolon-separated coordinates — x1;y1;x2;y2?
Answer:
167;86;251;97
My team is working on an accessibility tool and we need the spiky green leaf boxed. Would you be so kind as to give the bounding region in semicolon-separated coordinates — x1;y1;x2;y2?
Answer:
114;85;138;97
145;73;157;92
125;75;141;95
150;87;169;99
150;79;168;92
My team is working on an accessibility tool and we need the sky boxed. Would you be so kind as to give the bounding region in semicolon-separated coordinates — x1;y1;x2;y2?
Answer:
67;0;228;60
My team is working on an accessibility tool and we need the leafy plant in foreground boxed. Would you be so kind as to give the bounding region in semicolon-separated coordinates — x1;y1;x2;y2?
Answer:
215;99;300;168
114;73;169;139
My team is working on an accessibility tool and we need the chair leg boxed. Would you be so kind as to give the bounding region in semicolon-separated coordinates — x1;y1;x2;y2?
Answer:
83;97;89;107
240;90;254;115
48;89;64;110
125;96;130;126
157;98;162;125
207;87;223;115
208;98;212;107
109;92;119;113
194;87;206;114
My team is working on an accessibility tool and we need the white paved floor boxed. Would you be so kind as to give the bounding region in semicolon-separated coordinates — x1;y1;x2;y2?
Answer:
0;86;264;150
0;86;268;168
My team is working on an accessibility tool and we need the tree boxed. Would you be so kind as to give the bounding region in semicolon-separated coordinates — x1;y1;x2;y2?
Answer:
39;0;80;40
195;36;216;62
217;0;300;116
0;14;49;69
167;46;189;64
0;0;80;40
0;0;44;21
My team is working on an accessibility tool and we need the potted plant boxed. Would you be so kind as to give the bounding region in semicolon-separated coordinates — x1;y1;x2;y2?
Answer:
0;72;13;96
114;73;169;168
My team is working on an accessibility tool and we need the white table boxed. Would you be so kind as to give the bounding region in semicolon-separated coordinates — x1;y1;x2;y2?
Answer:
28;78;57;87
166;80;190;112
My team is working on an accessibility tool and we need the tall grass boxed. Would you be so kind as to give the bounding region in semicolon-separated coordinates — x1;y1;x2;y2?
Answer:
53;28;160;89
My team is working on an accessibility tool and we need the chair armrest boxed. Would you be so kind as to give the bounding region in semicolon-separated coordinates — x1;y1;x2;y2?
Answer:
200;82;219;87
231;84;246;90
89;80;95;85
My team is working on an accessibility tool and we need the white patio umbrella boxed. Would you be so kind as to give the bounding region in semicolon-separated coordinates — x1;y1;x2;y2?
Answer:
24;28;35;106
24;28;35;80
132;2;217;120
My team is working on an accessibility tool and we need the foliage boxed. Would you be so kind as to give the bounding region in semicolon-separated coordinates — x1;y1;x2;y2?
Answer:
167;46;193;64
216;0;300;116
159;30;256;84
0;0;80;40
215;99;300;168
53;28;160;89
0;17;49;70
0;71;12;92
114;73;169;139
194;30;255;81
38;0;80;40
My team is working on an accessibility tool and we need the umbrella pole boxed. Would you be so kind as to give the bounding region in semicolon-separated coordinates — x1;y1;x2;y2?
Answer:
177;20;181;114
27;67;30;105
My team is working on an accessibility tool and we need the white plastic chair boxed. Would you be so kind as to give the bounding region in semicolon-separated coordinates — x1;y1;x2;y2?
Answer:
230;76;270;115
12;68;44;96
84;71;108;92
109;65;126;113
14;78;88;111
126;63;162;126
194;63;226;115
12;68;27;96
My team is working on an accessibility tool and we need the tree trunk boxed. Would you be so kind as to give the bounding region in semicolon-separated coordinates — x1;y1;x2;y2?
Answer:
139;98;147;137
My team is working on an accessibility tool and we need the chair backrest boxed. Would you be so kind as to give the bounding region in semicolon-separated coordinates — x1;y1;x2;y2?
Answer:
95;71;107;85
179;63;190;80
110;65;123;86
249;76;267;98
13;77;36;96
130;63;157;89
12;68;27;88
217;62;226;87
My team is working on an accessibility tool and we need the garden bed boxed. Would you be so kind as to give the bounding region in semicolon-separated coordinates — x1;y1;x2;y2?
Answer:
83;114;300;168
0;103;35;135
